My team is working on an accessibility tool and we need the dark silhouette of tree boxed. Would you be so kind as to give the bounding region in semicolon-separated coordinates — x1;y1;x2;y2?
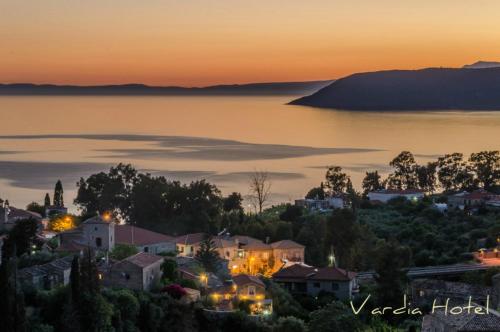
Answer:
70;255;80;302
0;256;27;332
2;218;39;260
79;248;100;294
326;209;360;269
325;166;350;195
362;171;383;195
387;151;418;189
416;162;438;192
249;171;272;213
437;153;476;192
195;235;220;272
305;183;326;199
161;259;178;281
469;151;500;190
223;192;243;212
308;301;363;332
53;180;64;207
26;201;45;216
44;193;51;207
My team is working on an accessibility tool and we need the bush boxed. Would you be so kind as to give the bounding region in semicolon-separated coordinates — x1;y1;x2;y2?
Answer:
274;316;307;332
161;284;187;299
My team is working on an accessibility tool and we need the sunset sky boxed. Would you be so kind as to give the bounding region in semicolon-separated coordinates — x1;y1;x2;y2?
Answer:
2;0;500;86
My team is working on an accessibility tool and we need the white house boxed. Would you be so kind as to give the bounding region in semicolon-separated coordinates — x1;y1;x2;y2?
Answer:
295;196;345;210
367;189;425;203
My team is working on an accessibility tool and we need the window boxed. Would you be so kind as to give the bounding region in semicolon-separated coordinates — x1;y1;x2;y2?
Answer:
313;282;320;288
331;282;339;290
144;247;149;253
190;246;194;252
248;286;256;296
94;227;98;231
96;237;102;247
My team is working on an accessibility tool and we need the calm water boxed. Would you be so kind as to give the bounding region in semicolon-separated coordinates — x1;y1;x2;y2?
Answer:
1;96;499;211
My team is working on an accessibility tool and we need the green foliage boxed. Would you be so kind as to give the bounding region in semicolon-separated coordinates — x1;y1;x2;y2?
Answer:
264;280;306;319
305;185;325;199
223;192;243;212
325;166;350;195
110;244;139;260
26;201;45;217
161;259;178;281
2;218;39;261
0;257;27;332
308;301;364;332
195;235;220;272
362;171;383;195
274;316;307;332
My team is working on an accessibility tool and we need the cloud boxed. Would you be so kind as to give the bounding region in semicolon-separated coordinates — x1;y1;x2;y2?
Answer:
0;134;381;161
207;171;305;183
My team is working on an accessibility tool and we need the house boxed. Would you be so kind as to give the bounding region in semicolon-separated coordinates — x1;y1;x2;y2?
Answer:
295;196;345;210
0;205;43;231
18;256;73;290
80;215;115;251
421;304;500;332
367;189;425;203
272;264;358;300
175;233;305;276
115;224;175;254
107;252;164;291
210;274;272;315
447;189;496;210
175;233;207;257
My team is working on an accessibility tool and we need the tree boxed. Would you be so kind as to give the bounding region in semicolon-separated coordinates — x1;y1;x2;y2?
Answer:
274;316;306;332
308;301;363;332
279;204;303;222
26;201;45;216
44;193;51;207
326;209;361;269
387;151;418;189
249;171;272;213
110;244;138;260
469;151;500;190
223;192;243;212
416;162;438;192
325;166;350;195
70;255;80;303
48;215;75;232
195;235;220;272
305;184;325;199
362;171;383;195
374;240;411;315
161;259;178;281
79;248;100;294
2;218;39;260
53;180;64;207
161;284;187;299
0;257;27;332
437;153;476;192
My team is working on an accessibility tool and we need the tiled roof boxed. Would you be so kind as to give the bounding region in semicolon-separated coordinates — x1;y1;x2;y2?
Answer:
270;240;304;249
273;264;355;281
175;233;206;245
116;225;173;246
233;274;265;288
124;252;163;268
81;216;112;225
7;207;42;221
212;237;238;249
242;240;271;250
229;235;262;246
424;305;500;331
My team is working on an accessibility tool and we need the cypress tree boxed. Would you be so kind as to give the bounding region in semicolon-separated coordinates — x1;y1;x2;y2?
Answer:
53;180;64;207
44;193;51;207
70;255;80;302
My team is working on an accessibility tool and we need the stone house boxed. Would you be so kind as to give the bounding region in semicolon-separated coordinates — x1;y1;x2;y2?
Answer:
175;233;206;257
272;264;358;300
448;189;497;210
18;256;73;290
80;216;115;251
107;252;164;291
115;224;175;254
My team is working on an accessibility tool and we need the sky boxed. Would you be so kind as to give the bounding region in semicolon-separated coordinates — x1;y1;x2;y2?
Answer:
2;0;500;86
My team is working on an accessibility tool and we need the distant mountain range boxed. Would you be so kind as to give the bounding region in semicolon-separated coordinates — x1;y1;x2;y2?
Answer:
0;80;333;96
290;67;500;111
463;61;500;69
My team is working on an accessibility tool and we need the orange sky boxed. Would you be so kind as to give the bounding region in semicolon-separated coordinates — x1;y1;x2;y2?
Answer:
2;0;500;86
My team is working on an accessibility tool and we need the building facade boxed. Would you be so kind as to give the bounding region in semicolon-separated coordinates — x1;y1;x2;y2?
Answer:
107;252;164;291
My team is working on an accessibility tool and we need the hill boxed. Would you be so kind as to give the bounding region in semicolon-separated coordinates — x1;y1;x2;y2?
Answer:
0;80;332;96
463;61;500;69
289;67;500;111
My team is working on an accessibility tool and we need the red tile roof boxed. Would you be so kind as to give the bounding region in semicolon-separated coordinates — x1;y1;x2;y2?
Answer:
270;240;304;250
233;274;265;288
175;233;206;245
124;252;163;268
273;264;355;281
116;225;173;246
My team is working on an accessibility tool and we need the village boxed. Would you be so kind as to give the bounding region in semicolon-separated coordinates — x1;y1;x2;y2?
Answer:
2;168;500;331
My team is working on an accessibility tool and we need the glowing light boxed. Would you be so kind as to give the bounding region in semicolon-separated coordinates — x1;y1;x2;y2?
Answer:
102;212;112;221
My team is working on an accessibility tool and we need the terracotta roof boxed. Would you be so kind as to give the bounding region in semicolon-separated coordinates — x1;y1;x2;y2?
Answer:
175;233;206;245
55;240;86;252
310;267;356;281
273;264;355;281
116;224;173;246
270;240;304;249
212;237;237;249
229;235;262;245
123;252;163;268
233;274;265;288
242;240;271;250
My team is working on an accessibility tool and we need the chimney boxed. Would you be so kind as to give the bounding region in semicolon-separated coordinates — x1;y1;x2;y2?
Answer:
265;236;270;244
